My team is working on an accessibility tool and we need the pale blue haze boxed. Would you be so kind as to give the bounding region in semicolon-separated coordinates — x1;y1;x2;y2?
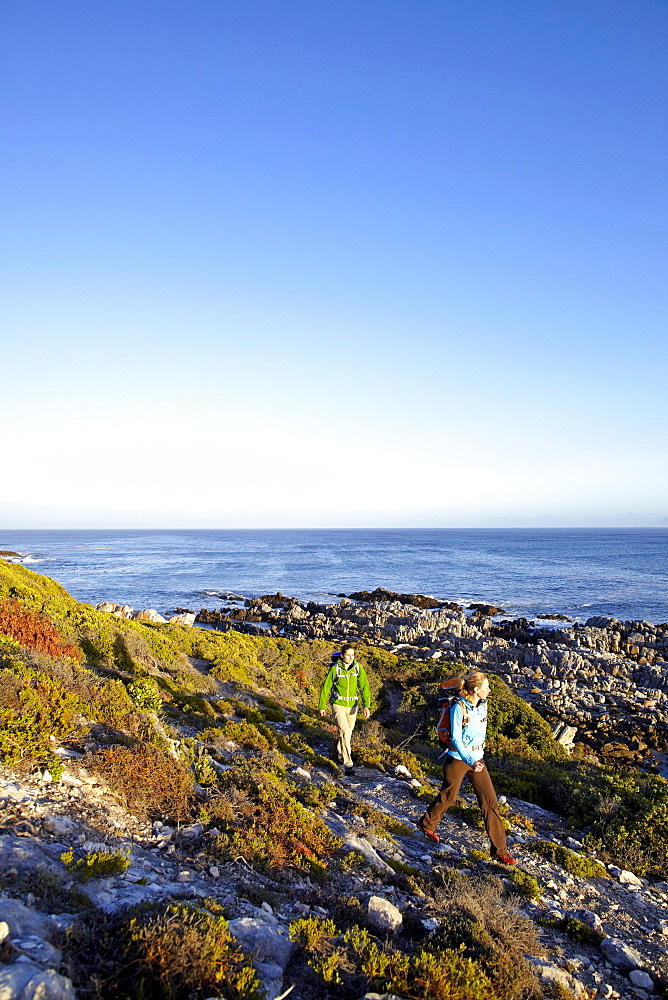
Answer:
1;1;666;526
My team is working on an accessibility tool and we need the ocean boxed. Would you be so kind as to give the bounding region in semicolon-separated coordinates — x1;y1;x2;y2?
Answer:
1;528;667;625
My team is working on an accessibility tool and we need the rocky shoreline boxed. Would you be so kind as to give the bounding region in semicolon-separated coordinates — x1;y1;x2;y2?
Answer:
95;588;668;777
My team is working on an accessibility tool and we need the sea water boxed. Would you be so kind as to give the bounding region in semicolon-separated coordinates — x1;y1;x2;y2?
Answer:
1;528;666;625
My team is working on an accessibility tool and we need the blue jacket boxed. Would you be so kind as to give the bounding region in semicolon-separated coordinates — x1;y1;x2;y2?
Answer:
449;696;487;767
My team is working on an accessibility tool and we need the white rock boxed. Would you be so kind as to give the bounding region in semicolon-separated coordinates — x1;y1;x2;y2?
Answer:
133;609;167;623
180;824;203;839
209;866;219;878
0;900;60;943
177;871;192;882
530;958;585;998
394;765;411;778
292;767;311;781
409;779;422;788
0;964;76;999
58;771;83;786
421;918;440;931
618;869;643;887
366;896;403;933
227;918;295;970
629;970;654;991
168;612;196;626
601;938;643;971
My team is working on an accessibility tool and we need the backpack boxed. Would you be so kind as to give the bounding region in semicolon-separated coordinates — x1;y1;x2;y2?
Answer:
435;678;468;752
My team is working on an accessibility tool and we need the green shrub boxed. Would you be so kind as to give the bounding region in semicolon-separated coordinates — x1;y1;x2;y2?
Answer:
528;840;609;879
2;867;92;912
206;760;343;875
486;676;568;761
384;857;423;877
291;917;496;1000
538;916;605;946
62;902;264;1000
61;847;131;882
488;757;668;878
83;742;196;823
505;868;542;900
128;676;163;712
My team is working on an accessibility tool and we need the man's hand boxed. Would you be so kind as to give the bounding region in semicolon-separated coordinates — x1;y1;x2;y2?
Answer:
319;709;326;717
363;707;370;720
472;760;485;772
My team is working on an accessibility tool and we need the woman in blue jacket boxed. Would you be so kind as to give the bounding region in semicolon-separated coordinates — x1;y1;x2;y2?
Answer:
417;671;515;864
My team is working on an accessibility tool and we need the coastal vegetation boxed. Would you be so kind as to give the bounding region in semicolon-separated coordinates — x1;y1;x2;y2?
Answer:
1;559;667;997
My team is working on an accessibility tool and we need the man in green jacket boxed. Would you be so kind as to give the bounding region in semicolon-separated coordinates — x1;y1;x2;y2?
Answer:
319;643;371;775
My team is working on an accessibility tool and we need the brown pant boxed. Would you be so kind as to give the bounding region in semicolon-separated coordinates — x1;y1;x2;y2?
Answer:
420;755;507;856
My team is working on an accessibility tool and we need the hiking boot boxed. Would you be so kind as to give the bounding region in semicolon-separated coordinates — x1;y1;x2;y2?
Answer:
493;853;516;865
344;766;355;776
416;820;440;844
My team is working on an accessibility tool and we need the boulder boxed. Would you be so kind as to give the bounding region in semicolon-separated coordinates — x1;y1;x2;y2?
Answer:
168;612;196;626
133;609;167;623
618;869;643;887
358;995;409;1000
529;958;584;998
227;917;294;970
601;937;642;971
0;899;60;943
629;970;654;991
95;602;116;613
366;896;403;933
0;965;76;1000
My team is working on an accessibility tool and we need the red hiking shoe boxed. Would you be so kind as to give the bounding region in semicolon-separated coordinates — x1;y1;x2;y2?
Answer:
494;853;516;865
416;821;440;844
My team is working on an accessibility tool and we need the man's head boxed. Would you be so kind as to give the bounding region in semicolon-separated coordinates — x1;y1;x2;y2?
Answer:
341;643;355;665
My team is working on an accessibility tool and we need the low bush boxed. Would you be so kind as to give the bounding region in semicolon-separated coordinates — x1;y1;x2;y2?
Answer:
290;916;498;1000
528;840;609;879
205;760;343;877
83;742;196;822
61;847;131;882
505;868;542;900
127;676;163;712
62;902;264;999
406;871;542;999
538;916;606;946
1;868;92;912
488;757;668;878
0;599;83;661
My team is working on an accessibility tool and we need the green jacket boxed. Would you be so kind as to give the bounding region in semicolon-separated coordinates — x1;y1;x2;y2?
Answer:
318;658;371;712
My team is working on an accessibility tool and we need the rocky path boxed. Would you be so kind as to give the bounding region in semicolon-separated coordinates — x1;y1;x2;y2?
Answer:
1;736;667;1000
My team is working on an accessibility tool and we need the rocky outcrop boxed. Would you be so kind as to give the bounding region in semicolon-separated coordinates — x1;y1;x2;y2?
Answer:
95;588;668;773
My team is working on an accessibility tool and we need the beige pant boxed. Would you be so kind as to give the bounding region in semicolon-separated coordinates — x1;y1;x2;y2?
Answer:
332;703;358;767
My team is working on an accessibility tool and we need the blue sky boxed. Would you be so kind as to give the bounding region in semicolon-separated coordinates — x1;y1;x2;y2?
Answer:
1;0;666;527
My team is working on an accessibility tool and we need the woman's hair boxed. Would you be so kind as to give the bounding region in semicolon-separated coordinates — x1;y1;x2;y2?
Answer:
460;671;488;699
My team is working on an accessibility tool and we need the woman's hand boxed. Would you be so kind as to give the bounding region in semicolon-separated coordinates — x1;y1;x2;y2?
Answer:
363;707;370;719
319;709;326;717
472;760;485;772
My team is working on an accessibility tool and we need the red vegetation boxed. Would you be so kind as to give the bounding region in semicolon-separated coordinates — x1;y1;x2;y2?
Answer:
0;600;83;661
